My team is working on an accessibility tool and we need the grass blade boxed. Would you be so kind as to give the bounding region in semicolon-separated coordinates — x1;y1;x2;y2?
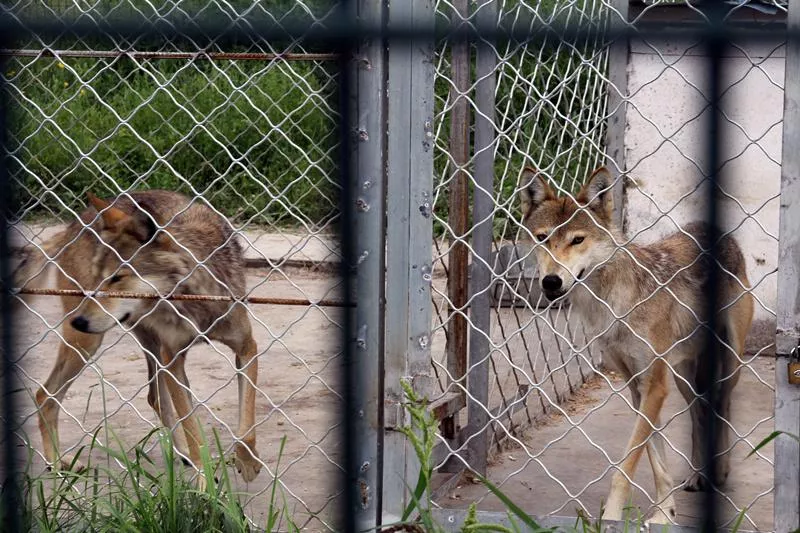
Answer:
746;430;799;458
476;475;553;532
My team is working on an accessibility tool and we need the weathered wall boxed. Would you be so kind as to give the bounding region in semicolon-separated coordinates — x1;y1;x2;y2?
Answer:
625;36;784;324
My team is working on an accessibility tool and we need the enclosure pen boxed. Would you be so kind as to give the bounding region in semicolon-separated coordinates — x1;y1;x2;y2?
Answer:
0;0;799;532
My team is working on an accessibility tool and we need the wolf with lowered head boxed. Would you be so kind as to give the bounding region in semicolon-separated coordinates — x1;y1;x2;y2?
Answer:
15;190;262;483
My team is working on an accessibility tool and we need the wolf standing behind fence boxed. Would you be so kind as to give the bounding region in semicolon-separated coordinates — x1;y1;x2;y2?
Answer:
520;167;754;524
14;190;262;482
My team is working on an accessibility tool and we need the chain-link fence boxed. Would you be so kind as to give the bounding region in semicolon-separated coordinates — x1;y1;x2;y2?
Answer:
4;2;347;530
2;0;800;532
424;1;787;531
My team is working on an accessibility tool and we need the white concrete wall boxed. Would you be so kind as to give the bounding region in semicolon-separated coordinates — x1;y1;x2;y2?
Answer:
624;37;784;321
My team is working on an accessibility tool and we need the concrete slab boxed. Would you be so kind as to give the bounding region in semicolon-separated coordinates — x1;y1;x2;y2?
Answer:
436;357;776;531
8;222;341;265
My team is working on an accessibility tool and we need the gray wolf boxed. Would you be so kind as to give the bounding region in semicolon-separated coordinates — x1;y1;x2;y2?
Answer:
13;190;262;482
520;167;754;524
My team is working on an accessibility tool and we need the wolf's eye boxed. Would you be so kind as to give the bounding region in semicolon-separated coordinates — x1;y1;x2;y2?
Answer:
571;236;585;245
109;274;123;284
535;233;548;242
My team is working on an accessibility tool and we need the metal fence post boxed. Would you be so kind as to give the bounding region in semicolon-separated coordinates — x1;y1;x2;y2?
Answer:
466;0;497;476
383;0;436;521
775;1;800;529
0;53;20;532
345;0;386;528
605;0;629;229
445;0;470;444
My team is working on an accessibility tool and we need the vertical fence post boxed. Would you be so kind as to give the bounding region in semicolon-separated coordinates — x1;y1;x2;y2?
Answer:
345;0;386;528
445;0;470;443
0;54;20;532
775;2;800;530
605;0;629;229
466;0;497;476
383;0;436;521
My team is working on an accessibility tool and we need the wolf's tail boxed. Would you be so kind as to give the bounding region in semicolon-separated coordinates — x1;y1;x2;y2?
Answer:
10;225;76;293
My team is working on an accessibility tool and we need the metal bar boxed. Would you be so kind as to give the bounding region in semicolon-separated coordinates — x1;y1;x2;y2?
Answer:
774;0;800;528
701;18;725;533
344;0;387;527
429;509;759;533
0;16;791;47
605;0;629;230
0;49;339;61
11;287;351;307
444;0;470;442
404;0;436;508
383;0;414;520
338;4;358;529
466;0;497;477
383;0;436;520
12;283;530;310
0;49;20;532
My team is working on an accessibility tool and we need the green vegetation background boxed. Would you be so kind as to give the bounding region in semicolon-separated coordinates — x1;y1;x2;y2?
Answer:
6;0;607;238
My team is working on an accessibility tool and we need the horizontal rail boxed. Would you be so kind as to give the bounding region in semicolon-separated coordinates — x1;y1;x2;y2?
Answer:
0;49;339;61
12;287;351;307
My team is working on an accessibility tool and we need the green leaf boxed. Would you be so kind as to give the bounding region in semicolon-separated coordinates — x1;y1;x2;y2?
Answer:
475;475;553;532
747;430;800;458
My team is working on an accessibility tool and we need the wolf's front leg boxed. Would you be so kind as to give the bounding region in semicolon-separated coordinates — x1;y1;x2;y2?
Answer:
234;335;261;482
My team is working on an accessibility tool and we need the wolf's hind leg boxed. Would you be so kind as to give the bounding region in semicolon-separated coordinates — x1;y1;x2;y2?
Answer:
134;329;191;461
232;333;261;482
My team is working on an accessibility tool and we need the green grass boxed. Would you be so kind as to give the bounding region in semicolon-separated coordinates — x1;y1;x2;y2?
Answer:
6;429;298;533
6;54;340;229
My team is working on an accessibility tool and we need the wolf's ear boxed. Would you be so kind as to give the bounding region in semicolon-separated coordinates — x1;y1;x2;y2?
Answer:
88;192;129;229
87;192;157;242
123;211;159;243
519;167;555;219
577;167;614;220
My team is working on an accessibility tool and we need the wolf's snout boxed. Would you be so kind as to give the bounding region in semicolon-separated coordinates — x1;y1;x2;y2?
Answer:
71;316;90;333
541;275;562;292
541;274;566;301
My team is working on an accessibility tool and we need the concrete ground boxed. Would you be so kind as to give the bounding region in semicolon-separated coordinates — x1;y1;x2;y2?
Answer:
9;224;778;532
436;356;776;532
10;227;346;531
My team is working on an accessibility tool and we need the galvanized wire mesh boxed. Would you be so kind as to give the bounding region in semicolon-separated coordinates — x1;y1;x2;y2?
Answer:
4;1;346;530
0;0;792;531
428;1;780;530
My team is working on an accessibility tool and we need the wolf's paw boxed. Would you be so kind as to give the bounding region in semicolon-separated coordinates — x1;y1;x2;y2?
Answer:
683;472;713;492
234;443;262;482
46;454;86;474
645;506;676;527
194;472;208;491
